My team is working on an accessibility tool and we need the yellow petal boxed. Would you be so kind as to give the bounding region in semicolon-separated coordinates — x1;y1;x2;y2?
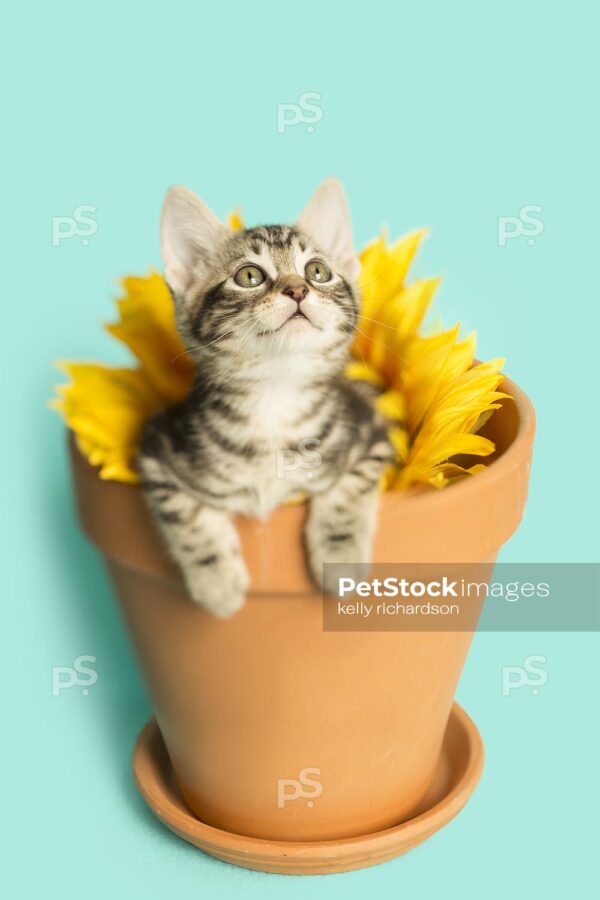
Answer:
355;230;428;357
229;210;245;232
54;362;166;482
375;390;406;422
105;271;194;403
345;360;385;388
388;425;410;463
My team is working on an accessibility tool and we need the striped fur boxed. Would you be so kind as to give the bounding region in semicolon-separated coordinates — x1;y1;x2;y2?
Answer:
138;180;392;616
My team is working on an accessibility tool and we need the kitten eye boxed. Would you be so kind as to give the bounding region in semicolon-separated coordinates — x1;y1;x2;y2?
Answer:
305;260;332;284
234;265;265;288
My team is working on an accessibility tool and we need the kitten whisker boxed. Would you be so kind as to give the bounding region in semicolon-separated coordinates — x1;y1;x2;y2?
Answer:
351;324;409;365
170;314;260;361
357;314;413;332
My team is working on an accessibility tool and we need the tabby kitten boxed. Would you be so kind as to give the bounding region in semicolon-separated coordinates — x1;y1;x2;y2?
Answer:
138;178;392;616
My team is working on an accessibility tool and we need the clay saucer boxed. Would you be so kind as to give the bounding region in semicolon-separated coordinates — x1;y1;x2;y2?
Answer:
133;703;483;875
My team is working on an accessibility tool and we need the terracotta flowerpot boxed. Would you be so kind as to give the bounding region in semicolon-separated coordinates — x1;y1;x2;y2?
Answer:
68;374;534;852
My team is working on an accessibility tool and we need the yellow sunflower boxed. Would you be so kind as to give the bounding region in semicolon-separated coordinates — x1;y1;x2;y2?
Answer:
52;215;507;491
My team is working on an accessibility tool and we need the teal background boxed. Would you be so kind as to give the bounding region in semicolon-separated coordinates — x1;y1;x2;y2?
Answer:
3;1;598;896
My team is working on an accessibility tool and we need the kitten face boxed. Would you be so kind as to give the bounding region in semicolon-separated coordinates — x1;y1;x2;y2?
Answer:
160;179;360;365
185;224;358;356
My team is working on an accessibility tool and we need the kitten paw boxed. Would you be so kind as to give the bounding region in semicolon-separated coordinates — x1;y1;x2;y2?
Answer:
184;556;250;618
307;539;372;598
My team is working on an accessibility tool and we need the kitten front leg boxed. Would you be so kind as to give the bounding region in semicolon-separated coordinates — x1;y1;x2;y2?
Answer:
139;458;249;617
305;443;389;597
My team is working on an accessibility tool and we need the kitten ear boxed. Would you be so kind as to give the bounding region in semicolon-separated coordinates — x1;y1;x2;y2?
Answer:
160;186;229;296
297;177;358;278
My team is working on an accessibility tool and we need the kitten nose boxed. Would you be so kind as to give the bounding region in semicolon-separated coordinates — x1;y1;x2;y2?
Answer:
281;276;309;303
